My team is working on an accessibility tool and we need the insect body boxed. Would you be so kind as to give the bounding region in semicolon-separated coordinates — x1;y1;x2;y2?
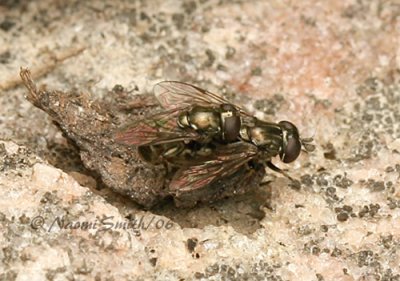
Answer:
115;82;247;148
115;81;313;193
177;103;241;142
240;119;302;163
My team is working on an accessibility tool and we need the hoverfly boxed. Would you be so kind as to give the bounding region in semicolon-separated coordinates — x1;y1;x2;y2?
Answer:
115;81;314;193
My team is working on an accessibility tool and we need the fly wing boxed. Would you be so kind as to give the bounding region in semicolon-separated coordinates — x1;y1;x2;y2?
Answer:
114;108;200;146
169;142;259;192
154;81;252;116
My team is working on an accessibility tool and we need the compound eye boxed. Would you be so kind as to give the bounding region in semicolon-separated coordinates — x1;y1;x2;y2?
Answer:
278;121;301;163
280;136;301;163
279;121;297;132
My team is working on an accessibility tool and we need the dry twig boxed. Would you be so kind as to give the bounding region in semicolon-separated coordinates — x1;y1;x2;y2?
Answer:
0;45;86;91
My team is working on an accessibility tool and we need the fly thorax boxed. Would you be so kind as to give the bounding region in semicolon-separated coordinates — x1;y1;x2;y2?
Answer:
249;127;269;146
248;126;282;155
220;104;241;142
239;126;251;142
177;111;190;128
188;106;220;133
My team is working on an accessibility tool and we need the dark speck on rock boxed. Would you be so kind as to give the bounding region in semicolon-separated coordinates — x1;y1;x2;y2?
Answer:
225;46;236;59
0;143;6;155
217;64;227;71
2;246;15;264
363;179;385;192
0;271;17;281
385;166;394;173
140;11;150;22
251;67;262;76
337;212;349;222
40;191;58;204
326;186;336;196
316;273;324;281
331;247;342;257
172;13;185;29
0;51;11;64
358;204;380;218
18;214;30;224
0;212;6;222
194;272;205;279
358;205;369;218
333;174;353;189
253;95;284;116
323;142;336;160
204;49;215;67
183;1;197;14
380;234;393;249
149;257;157;267
320;225;329;232
343;205;353;212
187;238;198;253
297;225;314;236
335;205;354;222
0;19;15;31
205;263;219;277
289;179;301;190
386;198;398;209
315;172;330;186
369;204;380;217
357;250;375;267
300;174;313;186
201;25;210;33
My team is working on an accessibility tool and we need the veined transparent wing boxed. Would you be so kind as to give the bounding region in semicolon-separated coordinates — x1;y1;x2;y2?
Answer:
169;142;259;192
154;81;252;116
115;108;200;146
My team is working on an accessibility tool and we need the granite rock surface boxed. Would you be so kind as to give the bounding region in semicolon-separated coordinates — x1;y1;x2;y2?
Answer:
1;1;399;280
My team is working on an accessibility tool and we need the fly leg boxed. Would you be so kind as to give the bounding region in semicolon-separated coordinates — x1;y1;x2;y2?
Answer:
266;161;301;189
259;180;272;187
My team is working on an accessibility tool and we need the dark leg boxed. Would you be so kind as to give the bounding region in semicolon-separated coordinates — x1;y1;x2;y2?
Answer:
266;161;298;185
